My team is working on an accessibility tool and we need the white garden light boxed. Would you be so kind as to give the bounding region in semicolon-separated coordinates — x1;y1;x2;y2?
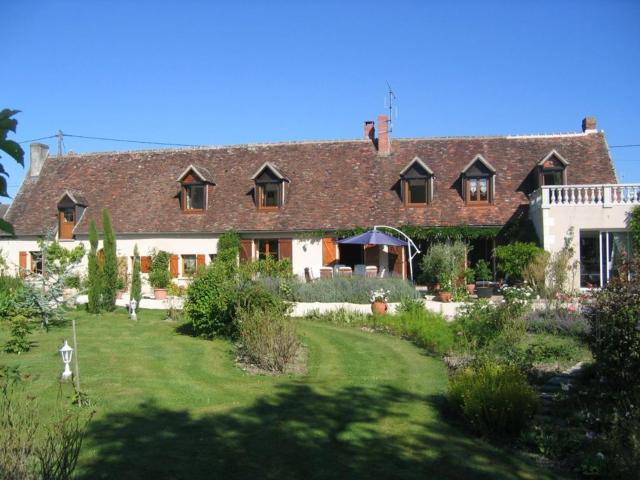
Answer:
59;340;73;380
130;299;138;321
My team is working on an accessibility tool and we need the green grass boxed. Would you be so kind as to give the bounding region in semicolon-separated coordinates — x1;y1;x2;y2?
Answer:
0;308;567;479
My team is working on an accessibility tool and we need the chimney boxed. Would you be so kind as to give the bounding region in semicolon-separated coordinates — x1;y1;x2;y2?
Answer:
377;114;391;155
364;120;375;140
29;143;49;177
582;116;597;133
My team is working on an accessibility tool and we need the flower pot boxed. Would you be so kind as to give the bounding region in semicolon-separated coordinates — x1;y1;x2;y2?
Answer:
476;282;493;299
371;300;388;315
466;284;476;295
438;291;453;303
154;288;168;300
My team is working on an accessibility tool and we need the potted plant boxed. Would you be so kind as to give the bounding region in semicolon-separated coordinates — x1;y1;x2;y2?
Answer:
116;276;126;299
474;260;493;298
149;251;172;300
464;268;476;295
370;289;390;314
437;271;453;302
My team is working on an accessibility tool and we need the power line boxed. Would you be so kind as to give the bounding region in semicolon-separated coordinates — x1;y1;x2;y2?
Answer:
610;144;640;148
17;135;57;144
63;133;198;148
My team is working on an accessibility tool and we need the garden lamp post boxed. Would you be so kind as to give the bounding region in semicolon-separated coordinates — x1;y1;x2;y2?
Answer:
129;298;137;321
59;340;73;381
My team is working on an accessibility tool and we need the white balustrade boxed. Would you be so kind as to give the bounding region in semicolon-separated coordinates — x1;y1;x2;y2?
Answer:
534;184;640;208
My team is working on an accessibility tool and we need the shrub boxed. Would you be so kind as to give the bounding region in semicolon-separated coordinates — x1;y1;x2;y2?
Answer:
101;208;118;311
237;304;299;373
525;309;590;338
3;314;32;354
130;244;142;306
474;259;492;282
303;308;370;326
586;265;640;393
149;250;172;289
451;300;502;349
87;219;102;314
628;205;640;253
494;242;545;283
448;360;538;436
293;276;419;303
217;231;240;263
522;250;550;294
419;241;467;289
385;308;453;354
64;274;81;289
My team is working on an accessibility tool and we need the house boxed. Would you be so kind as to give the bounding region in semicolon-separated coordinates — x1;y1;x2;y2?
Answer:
1;114;635;291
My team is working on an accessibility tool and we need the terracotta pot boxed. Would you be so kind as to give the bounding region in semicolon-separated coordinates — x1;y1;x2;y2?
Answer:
466;284;476;295
371;300;388;315
154;288;168;300
438;291;453;303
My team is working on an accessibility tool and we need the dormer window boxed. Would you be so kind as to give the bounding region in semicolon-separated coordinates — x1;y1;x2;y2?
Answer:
177;165;214;212
461;155;496;205
251;162;290;210
538;150;568;187
57;191;87;240
399;157;434;206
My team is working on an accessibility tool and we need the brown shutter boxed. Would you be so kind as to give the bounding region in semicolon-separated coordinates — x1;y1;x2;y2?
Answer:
140;256;151;273
170;255;179;278
239;239;253;263
388;246;406;279
278;239;292;260
196;254;206;267
322;238;337;267
364;244;379;266
19;251;27;278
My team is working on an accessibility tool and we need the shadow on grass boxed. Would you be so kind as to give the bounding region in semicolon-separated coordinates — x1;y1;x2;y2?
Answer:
79;384;555;480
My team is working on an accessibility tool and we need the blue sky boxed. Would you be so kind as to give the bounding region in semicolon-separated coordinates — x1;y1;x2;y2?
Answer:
3;1;640;198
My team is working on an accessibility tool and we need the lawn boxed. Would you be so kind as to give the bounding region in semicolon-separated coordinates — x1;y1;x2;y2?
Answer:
0;309;566;479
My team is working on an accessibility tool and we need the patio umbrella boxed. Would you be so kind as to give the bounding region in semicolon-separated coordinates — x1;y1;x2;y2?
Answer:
337;230;407;246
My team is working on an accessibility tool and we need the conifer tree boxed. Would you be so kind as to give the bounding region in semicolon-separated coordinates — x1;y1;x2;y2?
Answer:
101;209;118;311
130;244;142;306
87;219;102;313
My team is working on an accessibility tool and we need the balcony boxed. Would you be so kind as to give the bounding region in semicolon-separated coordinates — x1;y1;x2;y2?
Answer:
530;184;640;209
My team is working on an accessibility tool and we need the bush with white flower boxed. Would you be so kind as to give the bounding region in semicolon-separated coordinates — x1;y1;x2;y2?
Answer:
502;285;535;315
370;289;390;303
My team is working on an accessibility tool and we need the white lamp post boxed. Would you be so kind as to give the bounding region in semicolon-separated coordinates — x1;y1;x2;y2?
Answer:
59;340;73;381
129;298;137;321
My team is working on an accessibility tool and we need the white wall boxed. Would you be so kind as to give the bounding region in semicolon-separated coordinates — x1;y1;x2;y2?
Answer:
291;238;322;278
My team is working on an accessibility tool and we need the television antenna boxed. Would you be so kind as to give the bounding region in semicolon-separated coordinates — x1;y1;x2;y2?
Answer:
384;82;398;132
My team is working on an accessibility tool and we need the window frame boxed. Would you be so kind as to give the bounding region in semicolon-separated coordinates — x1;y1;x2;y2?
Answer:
182;183;206;212
257;182;281;210
257;239;279;260
466;176;490;205
181;254;197;277
404;177;429;206
30;251;43;274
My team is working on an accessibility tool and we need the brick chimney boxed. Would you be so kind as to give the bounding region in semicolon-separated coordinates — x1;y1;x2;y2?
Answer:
582;116;597;133
28;143;49;177
364;120;375;140
377;114;391;155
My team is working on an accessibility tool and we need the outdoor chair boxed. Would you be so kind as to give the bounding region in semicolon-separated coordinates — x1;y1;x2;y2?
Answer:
365;266;378;278
304;267;318;283
338;266;352;278
354;264;367;276
319;267;333;279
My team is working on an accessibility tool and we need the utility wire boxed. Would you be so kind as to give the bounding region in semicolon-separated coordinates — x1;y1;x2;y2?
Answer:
17;135;57;144
63;133;198;147
610;144;640;148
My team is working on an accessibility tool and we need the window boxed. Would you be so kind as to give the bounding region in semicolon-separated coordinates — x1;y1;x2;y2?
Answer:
30;251;43;274
467;177;489;204
580;231;632;288
182;255;197;276
399;157;434;206
259;183;280;208
406;178;428;204
58;207;76;240
538;150;568;188
183;184;205;211
257;240;279;260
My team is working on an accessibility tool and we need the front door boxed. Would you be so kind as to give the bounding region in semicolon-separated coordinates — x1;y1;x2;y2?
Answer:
58;207;75;240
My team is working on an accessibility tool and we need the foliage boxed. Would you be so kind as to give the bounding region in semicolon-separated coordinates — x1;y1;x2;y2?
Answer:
149;250;171;289
546;229;577;297
501;285;535;317
0;371;90;480
293;276;419;303
464;268;475;284
398;224;500;242
0;109;25;235
451;300;502;349
63;274;81;289
3;314;33;354
369;289;389;303
522;250;550;294
628;205;640;253
0;248;8;275
448;360;538;436
217;230;241;263
473;259;492;282
236;299;298;373
87;219;102;314
167;282;186;297
419;241;467;289
184;258;238;338
586;258;640;394
101;209;118;311
243;256;293;279
494;242;545;283
525;309;590;338
130;244;142;306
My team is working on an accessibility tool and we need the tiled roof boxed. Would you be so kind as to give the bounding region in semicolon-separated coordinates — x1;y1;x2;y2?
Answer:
0;204;8;219
5;132;616;236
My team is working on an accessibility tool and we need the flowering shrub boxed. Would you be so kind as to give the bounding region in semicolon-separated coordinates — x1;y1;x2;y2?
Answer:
370;289;390;303
501;285;535;317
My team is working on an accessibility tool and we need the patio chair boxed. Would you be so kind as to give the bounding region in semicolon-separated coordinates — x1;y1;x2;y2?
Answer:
354;264;366;276
304;267;318;283
338;266;352;278
319;267;333;279
378;267;386;278
365;266;378;278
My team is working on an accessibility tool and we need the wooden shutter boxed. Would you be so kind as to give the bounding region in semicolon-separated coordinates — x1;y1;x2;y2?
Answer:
170;255;179;278
364;244;379;266
140;256;151;273
239;239;253;263
278;239;293;271
322;238;337;266
388;246;406;279
196;254;206;267
19;251;27;278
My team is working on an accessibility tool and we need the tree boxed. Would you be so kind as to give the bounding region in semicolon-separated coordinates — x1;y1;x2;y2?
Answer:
101;209;118;311
0;109;25;235
87;219;102;313
130;244;142;306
